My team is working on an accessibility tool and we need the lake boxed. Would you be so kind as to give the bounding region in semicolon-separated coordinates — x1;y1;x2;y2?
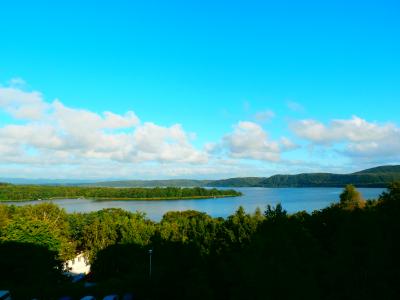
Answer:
2;187;385;221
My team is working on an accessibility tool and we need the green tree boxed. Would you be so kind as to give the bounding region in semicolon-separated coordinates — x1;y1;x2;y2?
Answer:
1;219;62;251
223;206;260;247
379;181;400;203
0;203;75;259
159;210;218;255
264;203;287;220
0;205;10;231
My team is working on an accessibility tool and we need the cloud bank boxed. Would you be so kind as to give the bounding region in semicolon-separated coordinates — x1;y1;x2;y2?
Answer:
290;116;400;160
0;81;398;178
0;86;207;168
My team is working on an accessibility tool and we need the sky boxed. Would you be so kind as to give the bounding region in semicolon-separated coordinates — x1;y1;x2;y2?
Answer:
0;0;399;179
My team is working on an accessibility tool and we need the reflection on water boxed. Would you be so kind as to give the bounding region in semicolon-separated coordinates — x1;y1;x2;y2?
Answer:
4;187;385;221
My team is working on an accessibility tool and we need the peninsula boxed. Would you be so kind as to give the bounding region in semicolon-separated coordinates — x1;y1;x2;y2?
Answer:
0;186;241;202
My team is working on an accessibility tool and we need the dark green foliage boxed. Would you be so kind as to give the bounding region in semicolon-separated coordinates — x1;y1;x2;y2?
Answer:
0;242;65;299
77;165;400;188
261;172;400;187
68;208;155;260
208;177;265;187
1;182;400;299
354;165;400;174
2;219;62;251
260;165;400;187
307;185;400;300
158;210;223;258
0;203;75;259
0;185;241;201
218;206;263;251
234;211;320;299
84;179;211;187
91;244;148;282
379;181;400;202
264;203;287;220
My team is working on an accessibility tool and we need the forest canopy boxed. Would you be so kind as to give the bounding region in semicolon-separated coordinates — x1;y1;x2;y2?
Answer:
0;185;241;201
0;183;399;299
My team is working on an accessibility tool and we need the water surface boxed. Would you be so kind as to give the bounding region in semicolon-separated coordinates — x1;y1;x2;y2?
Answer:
3;187;384;221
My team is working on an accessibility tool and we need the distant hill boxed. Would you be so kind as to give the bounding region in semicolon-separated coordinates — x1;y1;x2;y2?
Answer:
259;173;396;188
1;165;399;188
353;165;400;175
207;177;265;187
82;179;211;188
259;165;400;188
76;165;400;188
0;178;98;185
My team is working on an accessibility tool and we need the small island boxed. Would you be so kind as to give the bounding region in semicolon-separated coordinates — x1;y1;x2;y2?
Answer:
0;184;242;202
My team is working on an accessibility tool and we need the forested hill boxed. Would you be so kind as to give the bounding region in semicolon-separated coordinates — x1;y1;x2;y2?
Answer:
104;165;399;188
1;165;399;188
204;177;264;187
353;165;400;175
259;165;400;188
83;179;211;188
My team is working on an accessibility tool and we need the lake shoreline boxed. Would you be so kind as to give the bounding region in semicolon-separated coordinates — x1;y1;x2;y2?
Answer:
0;187;385;222
0;194;241;203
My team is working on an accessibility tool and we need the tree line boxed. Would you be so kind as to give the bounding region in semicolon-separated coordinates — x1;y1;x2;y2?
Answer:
0;183;399;299
0;184;241;201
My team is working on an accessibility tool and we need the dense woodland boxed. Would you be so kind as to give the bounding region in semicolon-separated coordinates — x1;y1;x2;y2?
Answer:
75;165;400;188
210;165;400;187
0;183;399;299
0;185;240;201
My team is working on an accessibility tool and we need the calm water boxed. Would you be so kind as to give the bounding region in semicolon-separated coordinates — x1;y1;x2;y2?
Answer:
3;187;385;221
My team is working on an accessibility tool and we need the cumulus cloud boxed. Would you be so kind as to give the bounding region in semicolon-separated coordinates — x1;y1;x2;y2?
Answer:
3;82;297;178
0;84;207;167
4;80;396;179
280;137;299;151
222;121;296;161
0;86;48;120
129;122;207;163
290;116;400;159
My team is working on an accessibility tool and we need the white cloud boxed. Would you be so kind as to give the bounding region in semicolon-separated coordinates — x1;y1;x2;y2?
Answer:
2;80;396;179
0;124;63;149
0;84;208;168
103;111;140;129
280;137;299;151
223;121;294;161
130;122;207;163
291;116;398;144
0;86;48;120
290;115;400;159
52;100;140;131
254;110;275;123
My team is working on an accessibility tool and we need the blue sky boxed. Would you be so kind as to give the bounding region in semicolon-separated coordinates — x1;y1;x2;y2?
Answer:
0;0;399;179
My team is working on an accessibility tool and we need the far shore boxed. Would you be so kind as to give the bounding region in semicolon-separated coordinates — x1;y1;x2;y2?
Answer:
0;194;241;203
